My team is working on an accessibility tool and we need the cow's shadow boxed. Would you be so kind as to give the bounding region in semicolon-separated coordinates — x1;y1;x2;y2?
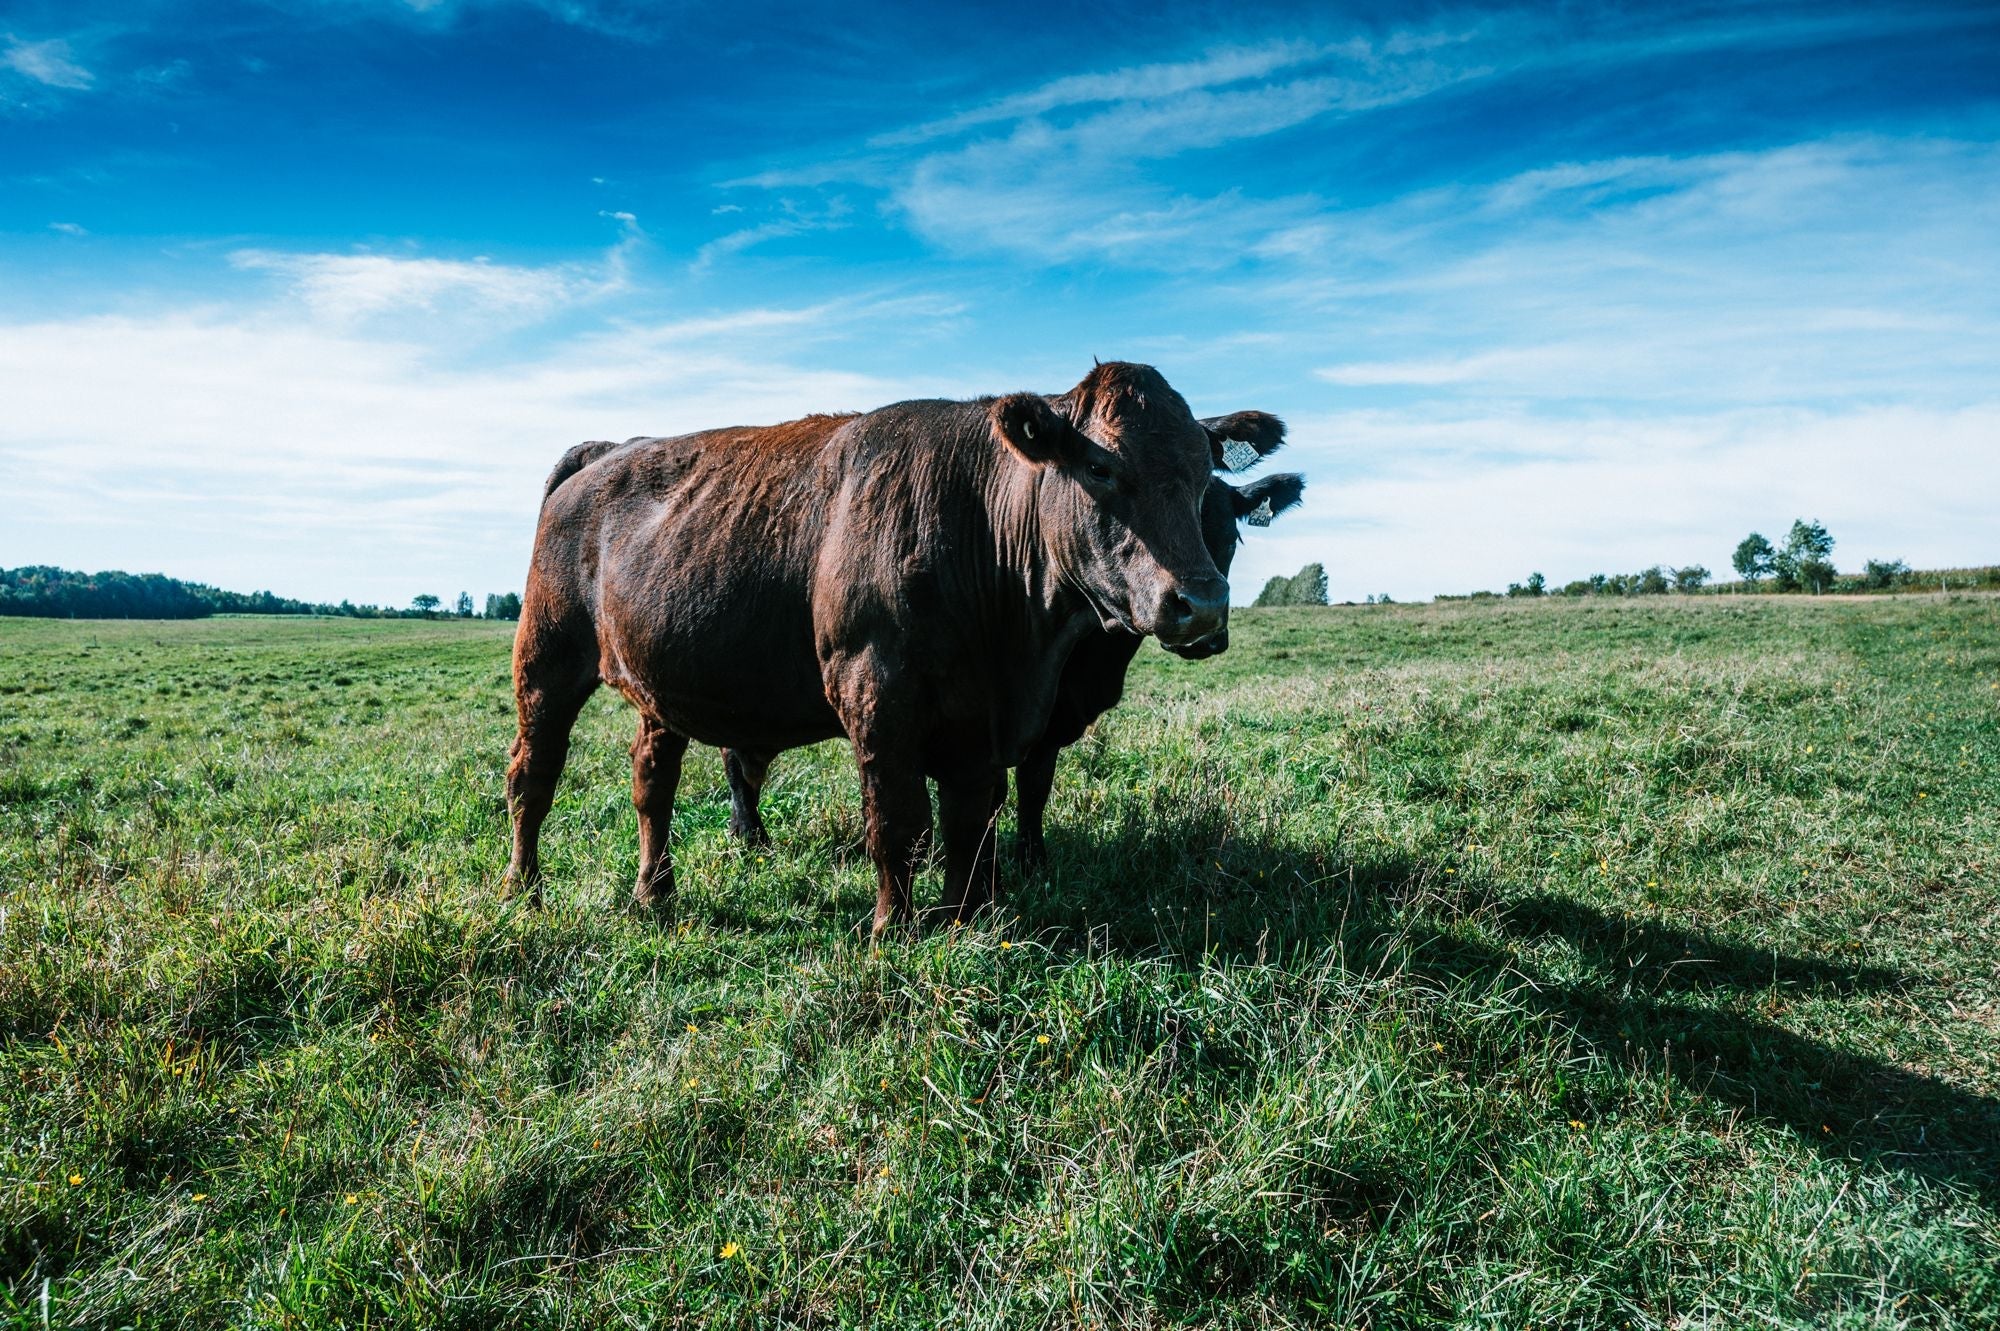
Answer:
1013;821;2000;1208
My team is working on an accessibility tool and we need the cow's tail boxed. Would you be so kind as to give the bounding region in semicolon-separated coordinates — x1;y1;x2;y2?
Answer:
541;439;624;505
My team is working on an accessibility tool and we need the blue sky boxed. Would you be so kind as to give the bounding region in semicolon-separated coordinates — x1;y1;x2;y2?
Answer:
3;0;1997;606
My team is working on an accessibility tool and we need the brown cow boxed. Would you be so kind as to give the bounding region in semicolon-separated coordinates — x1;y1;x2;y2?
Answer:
507;362;1279;935
720;467;1307;861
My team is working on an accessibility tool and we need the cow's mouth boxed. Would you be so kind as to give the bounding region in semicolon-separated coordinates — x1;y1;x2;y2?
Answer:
1165;628;1228;660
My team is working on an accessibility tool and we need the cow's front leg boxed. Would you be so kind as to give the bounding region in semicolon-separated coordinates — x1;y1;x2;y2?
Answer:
937;769;1006;923
856;754;928;938
631;716;689;910
829;653;932;937
836;710;925;937
1012;741;1059;870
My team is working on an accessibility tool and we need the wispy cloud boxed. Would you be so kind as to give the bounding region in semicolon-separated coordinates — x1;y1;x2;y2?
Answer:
857;27;1497;266
872;39;1336;146
691;200;850;272
228;214;643;328
2;37;94;90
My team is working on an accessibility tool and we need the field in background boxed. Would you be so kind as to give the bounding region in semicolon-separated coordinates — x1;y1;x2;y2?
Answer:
1;599;1996;1328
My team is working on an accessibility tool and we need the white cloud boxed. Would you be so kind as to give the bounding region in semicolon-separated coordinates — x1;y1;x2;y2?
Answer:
691;201;848;272
48;220;87;236
0;288;957;606
873;39;1333;146
1227;402;2000;603
726;22;1498;267
2;37;93;90
228;216;642;328
229;250;577;324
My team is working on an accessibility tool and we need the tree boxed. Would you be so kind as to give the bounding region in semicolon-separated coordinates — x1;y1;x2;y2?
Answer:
1732;533;1774;586
1525;571;1546;597
454;591;474;617
1637;565;1670;595
484;592;523;620
1253;562;1330;607
1777;518;1835;593
1862;558;1909;590
1672;564;1709;593
411;593;441;616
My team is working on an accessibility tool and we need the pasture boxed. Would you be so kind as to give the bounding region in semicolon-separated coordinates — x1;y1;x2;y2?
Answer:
1;597;1996;1328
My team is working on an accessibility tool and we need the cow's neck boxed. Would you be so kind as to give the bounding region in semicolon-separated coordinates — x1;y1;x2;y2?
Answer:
967;456;1101;763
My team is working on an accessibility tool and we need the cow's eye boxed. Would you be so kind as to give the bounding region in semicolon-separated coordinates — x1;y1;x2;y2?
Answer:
1086;460;1115;483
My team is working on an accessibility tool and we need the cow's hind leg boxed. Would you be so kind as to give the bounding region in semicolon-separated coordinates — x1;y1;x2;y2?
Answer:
1013;741;1059;870
723;749;774;846
937;769;1006;924
632;717;690;910
506;667;597;898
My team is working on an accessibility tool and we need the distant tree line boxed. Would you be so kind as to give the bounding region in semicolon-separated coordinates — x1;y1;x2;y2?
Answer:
1468;518;1990;602
0;567;524;621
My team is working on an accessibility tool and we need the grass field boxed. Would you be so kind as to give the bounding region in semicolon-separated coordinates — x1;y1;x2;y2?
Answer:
2;597;1997;1329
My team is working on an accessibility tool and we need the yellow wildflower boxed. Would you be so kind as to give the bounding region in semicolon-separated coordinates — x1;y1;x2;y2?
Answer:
1036;1034;1051;1045
719;1241;740;1259
192;1193;208;1202
343;1194;358;1206
68;1174;83;1186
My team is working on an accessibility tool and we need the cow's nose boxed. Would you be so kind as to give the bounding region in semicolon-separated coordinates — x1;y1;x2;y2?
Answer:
1158;579;1228;645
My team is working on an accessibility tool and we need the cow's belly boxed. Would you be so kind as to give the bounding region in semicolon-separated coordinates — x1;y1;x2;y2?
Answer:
594;517;840;752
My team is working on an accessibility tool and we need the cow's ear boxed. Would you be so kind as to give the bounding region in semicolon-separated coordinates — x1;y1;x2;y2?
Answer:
991;393;1081;467
1202;411;1287;470
1232;472;1305;521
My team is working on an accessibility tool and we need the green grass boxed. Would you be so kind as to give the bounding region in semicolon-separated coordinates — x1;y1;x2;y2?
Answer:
2;598;1996;1329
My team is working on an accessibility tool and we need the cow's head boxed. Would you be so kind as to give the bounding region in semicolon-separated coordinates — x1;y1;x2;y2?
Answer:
991;363;1270;652
1167;471;1306;659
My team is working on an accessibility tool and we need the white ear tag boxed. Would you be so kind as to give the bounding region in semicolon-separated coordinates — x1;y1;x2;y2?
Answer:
1246;497;1275;527
1220;437;1260;472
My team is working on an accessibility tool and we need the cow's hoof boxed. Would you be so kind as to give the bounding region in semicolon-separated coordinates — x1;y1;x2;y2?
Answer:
629;878;676;918
502;865;545;907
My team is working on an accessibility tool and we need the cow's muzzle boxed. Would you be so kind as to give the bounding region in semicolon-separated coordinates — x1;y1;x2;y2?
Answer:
1151;577;1229;649
1166;626;1229;660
